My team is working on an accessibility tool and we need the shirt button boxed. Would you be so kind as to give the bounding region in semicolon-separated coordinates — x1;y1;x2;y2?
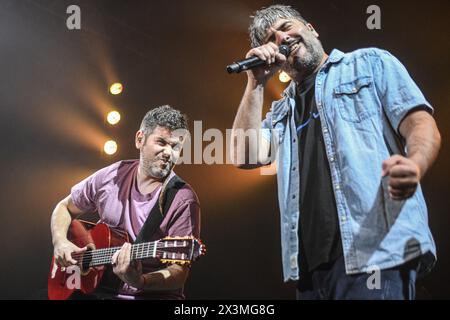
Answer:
292;167;296;171
293;138;296;143
323;128;328;133
335;185;340;190
292;194;296;199
341;215;347;222
330;156;335;162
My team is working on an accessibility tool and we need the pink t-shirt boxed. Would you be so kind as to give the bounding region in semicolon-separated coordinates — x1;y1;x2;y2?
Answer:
71;160;200;299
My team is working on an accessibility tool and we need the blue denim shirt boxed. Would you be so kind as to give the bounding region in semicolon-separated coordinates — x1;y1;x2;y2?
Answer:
261;48;436;282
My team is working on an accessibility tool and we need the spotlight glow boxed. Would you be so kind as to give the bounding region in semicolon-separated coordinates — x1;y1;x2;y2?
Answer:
107;111;121;125
104;140;118;155
279;71;291;83
109;83;123;95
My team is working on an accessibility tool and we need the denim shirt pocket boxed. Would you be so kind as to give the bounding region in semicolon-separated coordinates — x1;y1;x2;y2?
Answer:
333;76;377;123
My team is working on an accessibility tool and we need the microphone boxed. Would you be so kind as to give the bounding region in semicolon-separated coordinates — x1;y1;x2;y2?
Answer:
226;44;290;74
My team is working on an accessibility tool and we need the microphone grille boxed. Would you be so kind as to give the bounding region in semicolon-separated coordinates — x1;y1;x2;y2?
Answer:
279;45;290;57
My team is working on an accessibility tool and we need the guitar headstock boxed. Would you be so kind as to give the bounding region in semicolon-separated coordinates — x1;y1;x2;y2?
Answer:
156;236;206;265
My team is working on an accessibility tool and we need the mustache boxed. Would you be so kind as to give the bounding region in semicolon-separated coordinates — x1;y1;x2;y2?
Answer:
157;156;172;164
284;37;302;48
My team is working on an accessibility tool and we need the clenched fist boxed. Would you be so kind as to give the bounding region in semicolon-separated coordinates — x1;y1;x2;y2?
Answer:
382;155;421;200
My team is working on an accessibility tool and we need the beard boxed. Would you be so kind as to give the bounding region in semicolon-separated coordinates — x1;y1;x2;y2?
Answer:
140;154;173;180
285;34;324;77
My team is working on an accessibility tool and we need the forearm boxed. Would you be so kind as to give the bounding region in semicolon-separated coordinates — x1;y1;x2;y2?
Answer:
50;200;72;246
401;111;441;179
233;80;265;131
139;265;188;292
231;80;266;166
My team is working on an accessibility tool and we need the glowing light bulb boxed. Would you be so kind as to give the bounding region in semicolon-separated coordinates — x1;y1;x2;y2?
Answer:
107;111;121;125
104;140;118;155
109;83;123;95
279;71;291;83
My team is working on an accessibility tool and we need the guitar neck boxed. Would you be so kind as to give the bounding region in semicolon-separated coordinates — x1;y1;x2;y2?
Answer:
84;242;158;268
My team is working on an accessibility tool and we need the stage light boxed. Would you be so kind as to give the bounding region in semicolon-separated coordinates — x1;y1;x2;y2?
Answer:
104;140;118;155
279;71;291;83
109;83;123;95
107;111;121;125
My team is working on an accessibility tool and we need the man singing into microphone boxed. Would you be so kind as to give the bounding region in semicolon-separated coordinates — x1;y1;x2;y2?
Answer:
231;5;441;299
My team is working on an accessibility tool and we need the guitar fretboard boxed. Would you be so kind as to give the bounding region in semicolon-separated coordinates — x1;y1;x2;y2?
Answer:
75;240;193;267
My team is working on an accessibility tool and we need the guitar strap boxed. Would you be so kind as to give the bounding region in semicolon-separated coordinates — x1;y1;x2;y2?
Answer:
134;173;186;243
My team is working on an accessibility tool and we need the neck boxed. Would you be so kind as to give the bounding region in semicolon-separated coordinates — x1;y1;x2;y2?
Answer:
136;165;163;195
293;53;328;84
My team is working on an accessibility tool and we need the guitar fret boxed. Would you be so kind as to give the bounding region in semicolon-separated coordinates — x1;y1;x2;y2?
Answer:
74;239;196;268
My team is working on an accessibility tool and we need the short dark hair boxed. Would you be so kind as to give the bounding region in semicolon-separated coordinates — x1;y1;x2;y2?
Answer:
139;105;188;138
249;5;308;48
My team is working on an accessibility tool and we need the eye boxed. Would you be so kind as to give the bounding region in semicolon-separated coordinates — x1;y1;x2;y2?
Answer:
283;22;294;32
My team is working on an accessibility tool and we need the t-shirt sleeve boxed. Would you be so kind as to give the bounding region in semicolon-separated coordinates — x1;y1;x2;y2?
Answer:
167;199;201;239
70;170;105;213
372;49;433;132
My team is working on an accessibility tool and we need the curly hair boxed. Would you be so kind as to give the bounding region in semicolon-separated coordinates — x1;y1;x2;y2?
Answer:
249;5;308;48
139;105;188;138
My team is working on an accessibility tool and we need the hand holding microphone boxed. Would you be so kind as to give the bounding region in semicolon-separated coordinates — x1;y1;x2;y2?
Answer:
227;42;290;84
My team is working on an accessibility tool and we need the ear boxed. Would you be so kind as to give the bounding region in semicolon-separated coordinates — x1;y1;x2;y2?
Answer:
306;23;319;37
135;130;145;149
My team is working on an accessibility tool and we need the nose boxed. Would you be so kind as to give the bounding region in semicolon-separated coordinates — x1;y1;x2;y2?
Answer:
161;146;172;158
272;28;291;46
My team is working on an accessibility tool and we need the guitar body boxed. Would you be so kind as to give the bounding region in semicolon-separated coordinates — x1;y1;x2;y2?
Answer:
48;220;129;300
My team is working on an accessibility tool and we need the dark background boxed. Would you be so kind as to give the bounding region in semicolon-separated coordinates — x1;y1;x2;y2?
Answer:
0;0;449;299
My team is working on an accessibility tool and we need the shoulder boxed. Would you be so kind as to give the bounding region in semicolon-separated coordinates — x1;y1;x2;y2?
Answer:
175;181;200;205
339;47;396;64
85;159;139;186
168;173;200;205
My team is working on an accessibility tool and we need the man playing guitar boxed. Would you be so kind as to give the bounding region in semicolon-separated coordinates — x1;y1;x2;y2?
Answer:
50;105;201;300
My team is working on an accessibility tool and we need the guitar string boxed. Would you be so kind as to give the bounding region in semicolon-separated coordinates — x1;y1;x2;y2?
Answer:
71;240;193;256
71;243;191;261
71;244;156;261
71;241;188;258
73;243;158;261
82;249;188;267
80;245;158;265
70;242;192;266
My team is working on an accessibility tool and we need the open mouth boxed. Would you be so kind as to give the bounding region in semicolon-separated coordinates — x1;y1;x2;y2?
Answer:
289;40;302;56
159;159;171;167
